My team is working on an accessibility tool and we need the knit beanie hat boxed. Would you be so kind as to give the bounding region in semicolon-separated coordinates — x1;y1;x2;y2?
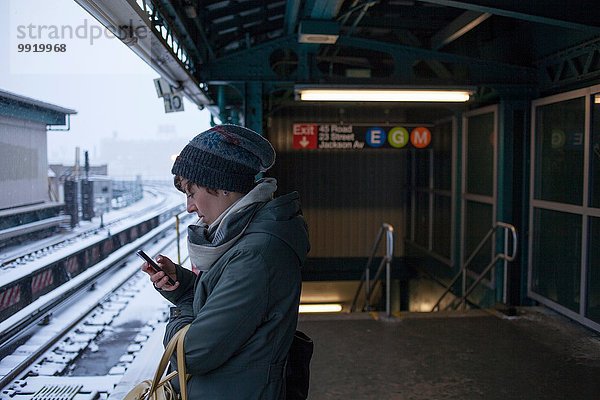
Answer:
171;124;276;193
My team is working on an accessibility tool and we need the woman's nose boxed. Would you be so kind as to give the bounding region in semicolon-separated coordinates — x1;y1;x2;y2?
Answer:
186;198;196;213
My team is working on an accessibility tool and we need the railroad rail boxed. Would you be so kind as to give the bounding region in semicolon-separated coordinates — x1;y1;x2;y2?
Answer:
0;217;189;396
0;186;173;269
0;187;186;325
0;216;72;244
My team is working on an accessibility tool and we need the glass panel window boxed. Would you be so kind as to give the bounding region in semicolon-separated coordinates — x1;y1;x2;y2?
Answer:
531;208;581;312
534;97;585;205
406;190;413;241
432;194;451;259
415;150;430;188
466;112;494;196
587;217;600;323
414;191;429;248
464;200;493;275
433;121;452;191
591;94;600;208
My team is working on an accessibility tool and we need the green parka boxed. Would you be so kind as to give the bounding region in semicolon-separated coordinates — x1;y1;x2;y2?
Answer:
160;192;310;399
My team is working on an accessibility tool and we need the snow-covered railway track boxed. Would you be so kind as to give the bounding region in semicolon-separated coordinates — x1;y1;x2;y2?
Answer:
0;188;170;270
0;201;186;324
0;233;179;398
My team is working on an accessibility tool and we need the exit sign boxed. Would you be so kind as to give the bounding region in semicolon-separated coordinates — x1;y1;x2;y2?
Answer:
293;124;318;149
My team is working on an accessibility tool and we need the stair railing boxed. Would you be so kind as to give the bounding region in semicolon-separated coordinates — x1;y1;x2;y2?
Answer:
431;221;517;312
349;223;394;317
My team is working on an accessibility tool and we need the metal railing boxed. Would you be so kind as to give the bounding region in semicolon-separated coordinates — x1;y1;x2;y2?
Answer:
431;222;517;312
349;223;394;317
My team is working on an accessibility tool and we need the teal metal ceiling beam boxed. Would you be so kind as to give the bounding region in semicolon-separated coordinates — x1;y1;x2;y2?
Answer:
151;0;204;71
418;0;600;33
284;0;302;34
189;18;216;62
244;81;263;134
205;0;273;20
536;37;600;91
168;0;215;61
204;35;297;81
306;0;344;19
430;10;491;50
395;29;452;79
337;36;536;83
201;33;535;85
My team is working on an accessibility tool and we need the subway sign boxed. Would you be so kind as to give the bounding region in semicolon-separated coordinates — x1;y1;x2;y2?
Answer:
292;123;432;150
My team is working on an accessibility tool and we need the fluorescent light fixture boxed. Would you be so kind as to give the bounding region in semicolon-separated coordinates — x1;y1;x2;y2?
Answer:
296;88;472;102
298;20;340;44
595;94;600;104
299;303;343;313
298;34;339;44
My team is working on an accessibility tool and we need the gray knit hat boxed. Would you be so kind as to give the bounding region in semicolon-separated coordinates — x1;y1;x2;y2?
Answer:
171;124;275;193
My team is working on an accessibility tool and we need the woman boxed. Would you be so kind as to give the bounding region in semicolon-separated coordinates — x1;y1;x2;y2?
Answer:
141;124;310;399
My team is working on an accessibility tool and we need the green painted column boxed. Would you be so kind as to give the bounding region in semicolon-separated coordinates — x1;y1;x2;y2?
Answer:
496;98;531;309
453;112;463;279
496;101;510;305
245;81;263;134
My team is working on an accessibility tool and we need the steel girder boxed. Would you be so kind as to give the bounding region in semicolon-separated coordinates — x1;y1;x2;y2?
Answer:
536;37;600;91
202;34;535;85
418;0;600;33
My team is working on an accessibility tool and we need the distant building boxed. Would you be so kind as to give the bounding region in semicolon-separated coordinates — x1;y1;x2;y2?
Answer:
49;163;108;181
0;89;76;239
48;163;108;203
0;89;76;210
100;136;189;180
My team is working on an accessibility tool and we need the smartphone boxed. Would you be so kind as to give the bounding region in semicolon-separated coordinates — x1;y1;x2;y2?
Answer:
136;250;176;286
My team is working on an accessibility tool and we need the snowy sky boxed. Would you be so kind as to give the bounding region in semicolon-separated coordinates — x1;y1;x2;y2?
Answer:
0;0;211;178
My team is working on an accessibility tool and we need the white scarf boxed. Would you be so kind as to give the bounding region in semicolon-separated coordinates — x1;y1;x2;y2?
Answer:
187;178;277;272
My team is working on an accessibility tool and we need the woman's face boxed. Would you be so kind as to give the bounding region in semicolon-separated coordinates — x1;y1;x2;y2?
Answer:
182;180;230;225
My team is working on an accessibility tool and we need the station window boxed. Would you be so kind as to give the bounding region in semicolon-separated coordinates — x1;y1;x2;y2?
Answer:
406;185;412;241
534;97;585;205
531;208;582;313
463;108;496;286
591;94;600;208
414;150;430;189
414;191;429;248
406;119;454;263
464;200;493;276
587;217;600;323
466;112;494;197
433;121;452;191
432;194;451;259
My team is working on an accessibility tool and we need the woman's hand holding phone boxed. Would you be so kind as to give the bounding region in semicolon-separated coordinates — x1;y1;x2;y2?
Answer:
138;251;180;291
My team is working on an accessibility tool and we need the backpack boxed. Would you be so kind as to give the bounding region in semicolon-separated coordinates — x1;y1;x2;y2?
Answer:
285;330;313;400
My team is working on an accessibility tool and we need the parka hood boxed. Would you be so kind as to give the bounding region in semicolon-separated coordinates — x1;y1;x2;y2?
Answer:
246;191;310;265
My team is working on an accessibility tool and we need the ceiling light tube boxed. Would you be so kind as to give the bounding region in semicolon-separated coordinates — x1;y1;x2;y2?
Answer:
297;88;472;102
299;303;343;313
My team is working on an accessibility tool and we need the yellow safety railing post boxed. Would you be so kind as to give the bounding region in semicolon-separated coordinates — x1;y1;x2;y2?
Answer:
176;215;181;265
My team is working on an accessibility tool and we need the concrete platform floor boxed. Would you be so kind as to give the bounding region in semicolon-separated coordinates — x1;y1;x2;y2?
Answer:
297;307;600;400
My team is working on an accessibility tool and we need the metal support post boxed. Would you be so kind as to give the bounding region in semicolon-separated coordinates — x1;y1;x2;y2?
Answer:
385;259;391;318
365;265;371;311
176;215;181;265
